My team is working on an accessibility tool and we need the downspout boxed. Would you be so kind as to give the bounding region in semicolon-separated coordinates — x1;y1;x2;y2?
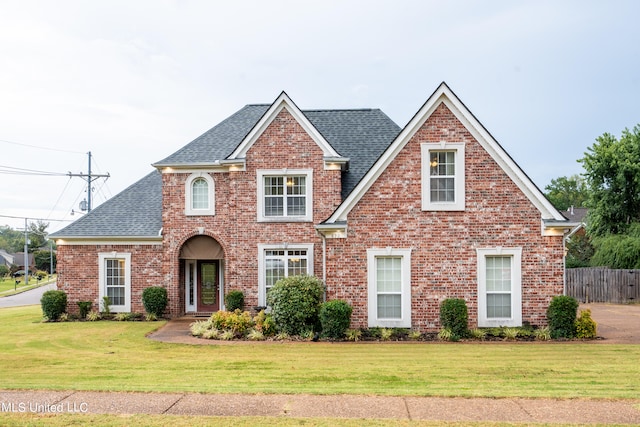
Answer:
321;232;327;302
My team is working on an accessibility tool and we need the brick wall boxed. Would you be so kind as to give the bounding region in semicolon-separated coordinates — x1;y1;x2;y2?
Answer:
57;243;163;314
324;103;564;331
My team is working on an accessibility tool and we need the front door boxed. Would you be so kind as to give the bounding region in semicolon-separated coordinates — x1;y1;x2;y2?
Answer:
197;260;219;312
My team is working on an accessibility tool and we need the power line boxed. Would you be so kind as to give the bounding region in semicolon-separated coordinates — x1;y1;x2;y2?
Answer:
0;164;69;177
0;138;85;154
0;214;73;223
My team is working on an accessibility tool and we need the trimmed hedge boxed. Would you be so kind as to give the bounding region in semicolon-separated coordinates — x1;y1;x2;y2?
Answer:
40;290;67;321
439;298;468;340
319;300;352;339
142;286;168;317
224;290;245;312
547;295;579;339
267;275;325;336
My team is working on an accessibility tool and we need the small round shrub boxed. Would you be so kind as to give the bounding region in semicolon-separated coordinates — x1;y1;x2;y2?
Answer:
40;290;67;321
224;290;245;311
439;298;468;340
267;275;325;336
77;301;92;319
142;286;168;317
547;295;579;339
319;300;353;339
575;309;597;339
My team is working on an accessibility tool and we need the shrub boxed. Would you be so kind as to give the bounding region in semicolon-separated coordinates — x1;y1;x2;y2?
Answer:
142;286;168;317
379;328;393;341
40;290;67;321
575;309;598;339
503;327;519;340
267;275;325;336
534;326;551;341
470;328;487;340
547;295;579;339
319;300;352;339
224;290;245;311
345;329;362;342
101;296;111;315
86;311;101;321
253;310;277;337
210;310;253;337
439;298;468;340
190;320;211;337
408;330;422;340
145;313;158;322
247;329;265;341
114;312;131;321
77;301;92;319
438;328;454;341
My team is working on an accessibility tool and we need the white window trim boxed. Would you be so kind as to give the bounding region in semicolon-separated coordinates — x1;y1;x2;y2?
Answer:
98;252;131;313
257;169;313;222
476;247;522;327
257;243;314;306
367;247;412;328
185;173;215;216
421;142;465;211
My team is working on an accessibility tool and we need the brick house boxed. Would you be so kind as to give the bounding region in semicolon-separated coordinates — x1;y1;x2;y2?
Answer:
51;83;570;330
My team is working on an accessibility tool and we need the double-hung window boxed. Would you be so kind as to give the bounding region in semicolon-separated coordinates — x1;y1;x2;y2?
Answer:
99;252;131;312
477;247;522;327
258;244;314;306
367;248;412;328
185;173;215;216
257;170;312;221
421;142;465;211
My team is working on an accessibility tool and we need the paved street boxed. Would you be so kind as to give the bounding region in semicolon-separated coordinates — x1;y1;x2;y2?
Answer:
0;282;56;308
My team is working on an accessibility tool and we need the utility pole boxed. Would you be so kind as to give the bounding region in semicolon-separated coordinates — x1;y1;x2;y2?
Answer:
24;217;28;286
68;151;110;212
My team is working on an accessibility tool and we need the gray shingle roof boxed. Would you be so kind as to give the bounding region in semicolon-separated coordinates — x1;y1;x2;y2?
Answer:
51;171;162;238
51;104;400;238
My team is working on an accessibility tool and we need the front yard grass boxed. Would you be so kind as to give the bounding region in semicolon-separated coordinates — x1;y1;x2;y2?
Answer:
0;275;56;296
0;305;639;400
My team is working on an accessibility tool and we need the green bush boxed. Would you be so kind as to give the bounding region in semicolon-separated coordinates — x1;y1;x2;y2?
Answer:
77;301;92;319
547;295;579;339
142;286;168;317
267;275;325;336
319;300;352;339
253;310;276;337
210;310;253;337
575;309;597;338
224;290;245;311
40;290;67;321
439;298;468;339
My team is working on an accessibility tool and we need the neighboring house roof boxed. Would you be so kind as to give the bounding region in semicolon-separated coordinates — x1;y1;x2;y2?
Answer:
11;252;35;267
51;98;400;239
563;206;588;224
0;249;13;266
51;171;163;239
325;82;567;229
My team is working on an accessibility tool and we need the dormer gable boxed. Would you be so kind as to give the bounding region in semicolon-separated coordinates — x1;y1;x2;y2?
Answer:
228;91;349;171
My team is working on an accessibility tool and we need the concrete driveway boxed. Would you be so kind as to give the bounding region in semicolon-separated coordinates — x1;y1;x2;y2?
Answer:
582;303;640;343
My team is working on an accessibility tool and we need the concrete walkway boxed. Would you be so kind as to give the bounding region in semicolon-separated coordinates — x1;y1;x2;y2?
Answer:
1;389;639;423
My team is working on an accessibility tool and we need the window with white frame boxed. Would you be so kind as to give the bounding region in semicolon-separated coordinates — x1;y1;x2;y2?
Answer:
185;173;215;216
476;247;522;327
99;252;131;312
257;170;312;221
258;244;313;306
367;248;412;328
421;142;465;211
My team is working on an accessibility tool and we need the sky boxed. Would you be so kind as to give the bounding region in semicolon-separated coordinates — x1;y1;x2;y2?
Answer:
1;0;639;233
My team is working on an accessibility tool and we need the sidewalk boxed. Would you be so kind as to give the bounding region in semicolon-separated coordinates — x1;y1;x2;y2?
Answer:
1;389;639;423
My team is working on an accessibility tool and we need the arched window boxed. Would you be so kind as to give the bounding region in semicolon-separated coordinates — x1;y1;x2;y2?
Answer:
185;173;215;216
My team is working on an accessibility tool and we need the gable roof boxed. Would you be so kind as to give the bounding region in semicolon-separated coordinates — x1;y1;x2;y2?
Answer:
325;82;567;226
50;171;163;239
52;96;399;239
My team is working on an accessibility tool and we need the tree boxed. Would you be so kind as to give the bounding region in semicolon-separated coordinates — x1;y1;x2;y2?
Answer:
28;220;49;251
579;125;640;236
544;174;589;211
590;223;640;269
0;226;23;253
565;232;594;268
34;249;56;273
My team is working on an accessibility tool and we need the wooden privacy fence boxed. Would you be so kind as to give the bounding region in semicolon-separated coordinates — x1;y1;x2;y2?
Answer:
566;268;640;303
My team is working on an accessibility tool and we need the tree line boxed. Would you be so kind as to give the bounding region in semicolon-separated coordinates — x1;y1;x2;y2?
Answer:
545;125;640;269
0;220;56;277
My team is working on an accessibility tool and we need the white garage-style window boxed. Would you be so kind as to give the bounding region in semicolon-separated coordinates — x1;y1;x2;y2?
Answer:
257;244;314;306
476;247;522;327
421;142;465;211
98;252;131;313
257;169;313;222
367;248;412;328
185;173;215;216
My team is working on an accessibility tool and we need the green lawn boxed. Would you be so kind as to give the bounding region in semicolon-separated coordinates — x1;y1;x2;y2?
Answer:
0;275;56;296
1;305;639;400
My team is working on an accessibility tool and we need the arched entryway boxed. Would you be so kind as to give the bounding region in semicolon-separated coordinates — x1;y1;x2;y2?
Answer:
179;235;225;314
